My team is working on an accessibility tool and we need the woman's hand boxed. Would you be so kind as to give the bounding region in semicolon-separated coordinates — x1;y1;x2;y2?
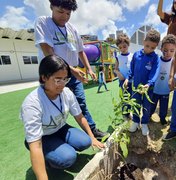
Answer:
91;137;105;150
74;114;105;150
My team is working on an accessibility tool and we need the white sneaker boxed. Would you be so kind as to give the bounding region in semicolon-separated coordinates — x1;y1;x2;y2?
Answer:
129;122;139;132
141;124;149;136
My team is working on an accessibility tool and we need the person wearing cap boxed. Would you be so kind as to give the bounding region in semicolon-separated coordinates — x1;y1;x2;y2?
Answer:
34;0;109;140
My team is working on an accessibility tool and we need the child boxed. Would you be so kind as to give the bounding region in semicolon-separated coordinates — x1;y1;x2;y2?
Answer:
162;58;176;140
124;29;161;136
115;33;133;88
97;65;109;93
150;34;176;125
114;33;133;118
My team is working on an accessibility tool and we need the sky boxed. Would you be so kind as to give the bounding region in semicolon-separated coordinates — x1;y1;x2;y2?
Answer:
0;0;172;40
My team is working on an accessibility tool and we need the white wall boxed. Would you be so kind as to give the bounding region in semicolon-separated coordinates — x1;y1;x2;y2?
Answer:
0;38;39;83
0;39;21;82
14;40;39;80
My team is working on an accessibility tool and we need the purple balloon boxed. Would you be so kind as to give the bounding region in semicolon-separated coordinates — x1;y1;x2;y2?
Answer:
78;44;101;68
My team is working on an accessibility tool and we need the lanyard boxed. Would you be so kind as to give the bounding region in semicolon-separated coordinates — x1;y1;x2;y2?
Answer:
42;85;64;117
53;20;68;42
57;26;68;42
49;95;64;118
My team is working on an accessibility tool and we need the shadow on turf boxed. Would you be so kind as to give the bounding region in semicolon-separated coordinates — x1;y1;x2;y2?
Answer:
25;153;95;180
25;167;74;180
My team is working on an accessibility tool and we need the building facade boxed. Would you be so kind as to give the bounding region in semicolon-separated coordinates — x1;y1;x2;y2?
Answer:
0;28;38;83
0;26;162;83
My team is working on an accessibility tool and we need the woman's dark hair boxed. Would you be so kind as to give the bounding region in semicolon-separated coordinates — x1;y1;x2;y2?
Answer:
39;55;71;84
49;0;77;11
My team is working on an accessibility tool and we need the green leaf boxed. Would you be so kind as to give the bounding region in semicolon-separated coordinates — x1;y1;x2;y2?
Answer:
144;92;154;104
119;88;123;99
101;133;110;143
120;141;128;158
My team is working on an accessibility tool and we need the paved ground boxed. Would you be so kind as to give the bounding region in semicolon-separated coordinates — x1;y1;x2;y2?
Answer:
0;81;39;94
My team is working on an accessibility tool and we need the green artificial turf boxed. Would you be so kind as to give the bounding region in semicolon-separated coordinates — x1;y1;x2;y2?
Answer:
0;80;119;180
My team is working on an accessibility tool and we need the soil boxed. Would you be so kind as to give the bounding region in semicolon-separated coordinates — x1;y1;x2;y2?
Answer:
111;113;176;180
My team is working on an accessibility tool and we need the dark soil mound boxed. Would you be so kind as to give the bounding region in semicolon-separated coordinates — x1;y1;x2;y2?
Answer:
111;121;176;180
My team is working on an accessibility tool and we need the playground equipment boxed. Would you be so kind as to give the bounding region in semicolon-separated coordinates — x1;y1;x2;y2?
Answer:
78;41;118;82
78;44;100;68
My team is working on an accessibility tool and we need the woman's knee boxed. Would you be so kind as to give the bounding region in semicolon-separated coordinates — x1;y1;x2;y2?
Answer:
66;128;92;151
45;147;77;169
76;135;92;151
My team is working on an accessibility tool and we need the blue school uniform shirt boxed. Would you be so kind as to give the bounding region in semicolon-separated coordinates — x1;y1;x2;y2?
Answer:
127;49;160;88
153;57;172;95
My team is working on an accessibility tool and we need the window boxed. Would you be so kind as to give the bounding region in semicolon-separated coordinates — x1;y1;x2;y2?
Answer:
131;32;136;44
23;56;31;64
1;55;11;65
138;31;145;46
146;26;152;32
139;26;145;32
31;56;38;64
23;56;38;65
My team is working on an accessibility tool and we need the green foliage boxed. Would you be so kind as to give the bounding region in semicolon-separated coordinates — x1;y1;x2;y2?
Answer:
110;83;154;158
111;121;130;157
110;89;134;158
110;84;153;157
101;133;112;143
119;87;141;117
132;83;154;104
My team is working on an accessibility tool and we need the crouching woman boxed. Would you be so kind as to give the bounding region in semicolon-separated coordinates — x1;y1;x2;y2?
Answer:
20;55;104;180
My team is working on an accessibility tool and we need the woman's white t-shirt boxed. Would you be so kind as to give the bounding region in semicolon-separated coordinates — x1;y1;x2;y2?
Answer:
20;86;81;143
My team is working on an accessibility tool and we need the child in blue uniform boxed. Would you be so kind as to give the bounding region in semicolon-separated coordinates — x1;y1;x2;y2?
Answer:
124;29;160;136
150;34;176;125
163;57;176;140
97;65;109;93
114;33;133;118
